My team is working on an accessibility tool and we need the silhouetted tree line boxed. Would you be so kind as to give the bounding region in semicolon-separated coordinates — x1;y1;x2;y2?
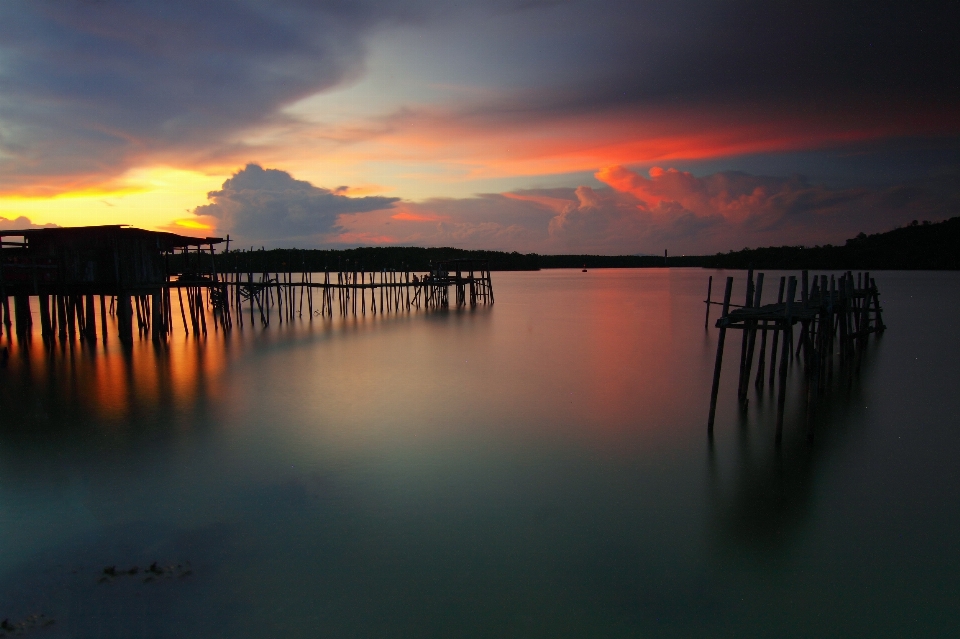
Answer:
169;217;960;273
178;246;540;273
700;216;960;270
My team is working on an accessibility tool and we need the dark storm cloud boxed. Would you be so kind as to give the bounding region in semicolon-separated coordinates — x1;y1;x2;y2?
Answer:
0;0;403;192
376;1;960;131
532;0;960;112
195;163;398;242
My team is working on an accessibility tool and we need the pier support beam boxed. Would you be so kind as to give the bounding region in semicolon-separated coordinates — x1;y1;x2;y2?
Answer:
85;294;97;342
13;294;31;339
707;277;734;435
39;294;53;341
100;296;109;345
56;295;67;343
118;293;133;345
151;289;163;341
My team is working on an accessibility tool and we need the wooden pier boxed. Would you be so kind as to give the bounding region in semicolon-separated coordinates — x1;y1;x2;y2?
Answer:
0;226;494;348
705;270;885;444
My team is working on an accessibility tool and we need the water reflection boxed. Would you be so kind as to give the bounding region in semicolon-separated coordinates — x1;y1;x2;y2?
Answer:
0;337;223;432
708;340;882;554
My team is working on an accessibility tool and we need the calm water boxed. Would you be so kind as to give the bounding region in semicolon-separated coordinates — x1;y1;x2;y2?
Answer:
1;269;958;637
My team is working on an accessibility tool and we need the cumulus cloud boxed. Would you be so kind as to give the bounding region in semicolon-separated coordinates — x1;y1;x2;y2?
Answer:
333;166;960;254
0;216;58;231
194;164;398;244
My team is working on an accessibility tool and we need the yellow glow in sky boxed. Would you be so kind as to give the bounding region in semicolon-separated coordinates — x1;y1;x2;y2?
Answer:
0;167;227;232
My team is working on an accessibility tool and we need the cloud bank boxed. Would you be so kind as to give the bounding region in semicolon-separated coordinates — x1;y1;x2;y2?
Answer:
333;166;960;254
194;164;398;244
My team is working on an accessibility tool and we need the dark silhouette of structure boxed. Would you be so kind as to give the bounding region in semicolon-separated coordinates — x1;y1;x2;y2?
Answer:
0;226;493;347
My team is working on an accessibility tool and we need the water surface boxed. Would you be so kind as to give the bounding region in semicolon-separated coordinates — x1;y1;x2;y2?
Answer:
1;269;958;637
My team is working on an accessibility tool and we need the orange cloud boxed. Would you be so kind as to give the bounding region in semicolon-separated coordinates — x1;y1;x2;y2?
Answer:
390;209;448;222
305;98;960;185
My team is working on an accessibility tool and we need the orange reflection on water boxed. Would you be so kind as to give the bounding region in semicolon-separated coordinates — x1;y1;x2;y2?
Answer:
578;273;675;430
0;300;233;429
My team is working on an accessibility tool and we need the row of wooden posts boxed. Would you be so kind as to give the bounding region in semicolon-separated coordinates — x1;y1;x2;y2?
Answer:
0;290;169;347
704;270;885;444
0;268;495;346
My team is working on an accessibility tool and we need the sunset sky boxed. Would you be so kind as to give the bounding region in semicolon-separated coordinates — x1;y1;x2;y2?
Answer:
1;1;957;254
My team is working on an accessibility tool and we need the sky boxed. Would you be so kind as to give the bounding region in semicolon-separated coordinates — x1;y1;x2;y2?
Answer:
0;0;958;255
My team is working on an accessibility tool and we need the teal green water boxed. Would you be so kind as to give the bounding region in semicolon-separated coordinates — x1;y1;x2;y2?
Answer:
1;269;958;637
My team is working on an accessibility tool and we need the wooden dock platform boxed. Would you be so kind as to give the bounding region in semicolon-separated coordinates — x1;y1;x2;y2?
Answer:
705;270;885;444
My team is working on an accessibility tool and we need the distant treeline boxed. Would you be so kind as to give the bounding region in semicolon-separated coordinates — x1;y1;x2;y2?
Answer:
699;216;960;270
173;216;960;273
182;246;540;273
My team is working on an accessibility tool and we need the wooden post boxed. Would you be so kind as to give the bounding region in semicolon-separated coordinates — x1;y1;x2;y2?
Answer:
39;294;53;341
846;273;856;339
197;288;207;335
859;271;872;340
736;270;754;402
768;276;786;387
56;295;67;342
100;295;108;345
829;275;836;340
797;271;809;363
13;294;29;338
0;291;9;337
742;272;763;399
133;295;144;336
66;296;77;340
707;277;734;434
871;277;885;331
177;287;188;335
151;289;163;341
85;293;97;342
754;319;769;389
775;277;797;445
118;293;133;344
704;275;713;329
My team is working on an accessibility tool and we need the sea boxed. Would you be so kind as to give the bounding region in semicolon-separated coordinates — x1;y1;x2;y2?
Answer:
1;268;958;638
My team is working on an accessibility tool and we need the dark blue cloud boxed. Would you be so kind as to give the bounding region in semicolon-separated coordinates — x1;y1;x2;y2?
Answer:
513;0;960;111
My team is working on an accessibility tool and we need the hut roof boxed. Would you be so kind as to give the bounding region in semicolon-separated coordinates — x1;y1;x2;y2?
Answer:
0;225;222;249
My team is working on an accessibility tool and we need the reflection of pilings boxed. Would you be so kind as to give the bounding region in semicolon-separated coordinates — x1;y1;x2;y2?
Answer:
707;270;885;445
775;277;797;445
709;346;878;554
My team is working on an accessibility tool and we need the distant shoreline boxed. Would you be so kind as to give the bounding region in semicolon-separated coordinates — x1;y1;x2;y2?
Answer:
206;216;960;272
